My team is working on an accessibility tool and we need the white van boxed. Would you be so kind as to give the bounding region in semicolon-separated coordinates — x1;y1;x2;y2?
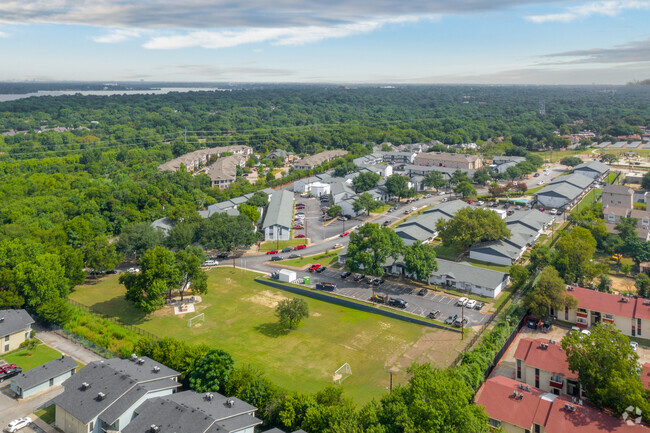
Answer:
202;260;218;267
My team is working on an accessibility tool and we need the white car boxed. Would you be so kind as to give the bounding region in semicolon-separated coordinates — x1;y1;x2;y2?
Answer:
127;267;140;273
456;297;468;307
549;209;558;215
477;201;484;206
438;191;446;195
410;206;417;212
631;341;639;352
442;197;448;202
465;299;477;309
580;329;591;337
333;243;344;249
6;418;31;433
202;260;218;267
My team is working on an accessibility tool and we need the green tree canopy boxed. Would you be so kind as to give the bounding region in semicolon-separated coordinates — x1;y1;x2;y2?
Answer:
346;223;404;277
238;202;261;223
189;349;235;393
423;170;447;190
524;266;577;318
553;226;597;284
436;207;511;249
352;171;381;192
247;191;269;207
327;205;342;218
116;222;165;259
453;181;476;198
385;174;411;200
275;297;310;330
403;241;438;282
509;264;530;289
560;156;583;167
472;168;492;185
352;192;382;215
199;213;260;251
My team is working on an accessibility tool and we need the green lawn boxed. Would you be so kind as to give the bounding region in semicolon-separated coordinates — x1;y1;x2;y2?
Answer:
2;340;63;371
466;259;511;273
260;239;307;252
526;185;544;194
605;172;618;184
279;251;340;268
70;268;467;403
433;243;464;261
35;405;56;424
574;188;602;214
370;204;392;214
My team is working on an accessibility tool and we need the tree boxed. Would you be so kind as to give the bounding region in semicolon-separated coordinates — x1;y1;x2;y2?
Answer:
14;253;70;311
423;170;447;191
238;203;261;223
453;181;476;198
352;192;382;215
116;222;165;260
601;153;618;165
327;205;342;218
352;172;380;192
275;298;309;330
403;242;438;282
524;266;577;318
597;274;612;292
450;169;470;186
636;273;650;297
346;224;404;277
189;349;235;393
622;238;650;266
436;207;511;250
247;191;269;207
530;245;553;270
0;290;24;309
165;222;197;250
84;236;123;277
562;323;650;417
333;161;358;177
553;227;597;284
385;174;411;200
504;165;521;181
509;264;529;289
200;213;260;252
472;168;492;185
174;246;207;302
643;172;650;191
120;246;178;313
615;217;638;241
560;156;582;167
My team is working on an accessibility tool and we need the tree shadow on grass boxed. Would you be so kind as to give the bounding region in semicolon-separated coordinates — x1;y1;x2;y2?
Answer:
254;322;290;338
89;298;147;325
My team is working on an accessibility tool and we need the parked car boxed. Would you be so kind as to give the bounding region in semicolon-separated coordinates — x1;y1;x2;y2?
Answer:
370;294;388;303
438;191;446;195
453;317;468;327
5;417;31;433
383;220;390;226
127;267;140;273
333;243;344;248
271;256;283;261
442;197;448;202
292;225;304;230
456;297;468;306
0;367;22;382
217;252;229;259
316;266;327;273
353;274;364;282
444;314;457;325
365;276;374;285
338;216;348;221
373;278;385;286
295;234;306;238
295;212;305;218
289;253;301;259
0;364;17;374
340;231;350;237
465;299;477;309
580;329;591;337
539;208;545;212
534;172;540;177
388;298;408;308
417;288;427;296
541;320;552;333
266;250;279;255
202;260;218;266
282;247;293;253
474;301;485;310
296;203;305;207
410;206;417;212
341;271;352;279
427;310;441;319
466;200;473;204
295;244;307;250
308;264;321;272
424;194;431;198
316;282;336;291
295;205;306;210
550;208;558;215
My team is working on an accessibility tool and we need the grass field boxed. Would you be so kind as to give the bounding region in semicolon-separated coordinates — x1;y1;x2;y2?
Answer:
260;239;307;252
70;268;467;403
574;188;602;214
2;340;63;371
279;251;340;268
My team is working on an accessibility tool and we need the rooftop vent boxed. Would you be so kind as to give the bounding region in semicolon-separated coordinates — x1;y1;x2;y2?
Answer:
150;425;160;433
0;317;4;322
152;366;160;373
204;393;214;401
564;403;576;411
130;354;138;361
525;385;530;391
566;286;574;291
137;358;145;365
621;297;629;303
226;399;235;407
549;339;556;344
539;343;548;350
97;392;106;401
81;382;91;391
644;301;650;306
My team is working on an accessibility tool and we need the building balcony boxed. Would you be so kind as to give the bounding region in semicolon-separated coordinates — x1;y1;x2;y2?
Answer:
603;318;614;324
576;312;589;318
550;377;564;389
575;322;588;329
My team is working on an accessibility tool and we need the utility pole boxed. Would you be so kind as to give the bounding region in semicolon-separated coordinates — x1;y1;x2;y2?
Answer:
184;127;187;145
461;304;465;340
388;371;393;393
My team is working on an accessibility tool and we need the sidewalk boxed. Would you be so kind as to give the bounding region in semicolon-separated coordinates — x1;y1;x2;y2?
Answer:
33;325;104;365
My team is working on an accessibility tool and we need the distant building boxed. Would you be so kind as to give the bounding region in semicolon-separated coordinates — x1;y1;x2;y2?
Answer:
572;160;609;180
293;150;348;170
491;156;526;174
206;154;247;189
535;173;596;209
382;151;416;164
413;152;483;170
0;309;34;354
262;190;294;241
426;259;509;298
394;200;470;246
602;184;634;209
158;146;253;172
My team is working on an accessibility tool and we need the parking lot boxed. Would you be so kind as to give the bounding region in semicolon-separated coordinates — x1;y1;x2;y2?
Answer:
292;192;365;243
295;267;491;327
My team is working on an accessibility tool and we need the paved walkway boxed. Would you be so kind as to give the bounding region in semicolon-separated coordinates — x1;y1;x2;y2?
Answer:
34;325;104;365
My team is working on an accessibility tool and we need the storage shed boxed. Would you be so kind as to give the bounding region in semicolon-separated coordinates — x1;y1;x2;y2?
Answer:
278;269;297;283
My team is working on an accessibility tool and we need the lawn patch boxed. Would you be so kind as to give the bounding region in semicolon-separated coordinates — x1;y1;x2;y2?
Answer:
260;239;307;252
2;340;62;372
35;405;56;424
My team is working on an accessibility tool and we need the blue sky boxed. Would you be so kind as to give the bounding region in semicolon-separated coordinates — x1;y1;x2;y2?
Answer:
1;0;649;84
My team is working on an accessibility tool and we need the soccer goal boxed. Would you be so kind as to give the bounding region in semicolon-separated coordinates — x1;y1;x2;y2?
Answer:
188;313;205;328
333;363;352;384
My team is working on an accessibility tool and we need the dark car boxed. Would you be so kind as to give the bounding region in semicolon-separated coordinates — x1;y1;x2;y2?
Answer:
282;247;293;253
289;253;301;259
341;271;352;279
453;317;468;327
427;310;441;320
417;288;427;296
316;282;336;291
474;301;485;310
217;252;229;259
541;320;552;333
353;274;364;282
271;256;283;261
444;314;458;325
388;298;408;308
316;266;327;273
365;276;374;285
373;278;384;286
0;367;22;383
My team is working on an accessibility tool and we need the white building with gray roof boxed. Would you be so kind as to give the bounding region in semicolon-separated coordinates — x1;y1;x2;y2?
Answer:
428;259;510;298
262;190;294;241
535;172;596;209
11;355;77;399
394;200;470;246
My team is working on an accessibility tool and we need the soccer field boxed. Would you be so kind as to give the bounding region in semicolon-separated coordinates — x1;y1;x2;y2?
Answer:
70;267;467;403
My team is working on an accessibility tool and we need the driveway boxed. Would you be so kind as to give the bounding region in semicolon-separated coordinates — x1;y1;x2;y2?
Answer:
34;325;104;365
0;384;62;428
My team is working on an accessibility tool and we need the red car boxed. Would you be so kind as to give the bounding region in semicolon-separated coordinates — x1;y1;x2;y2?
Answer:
466;200;473;204
295;205;306;210
266;250;279;255
308;264;321;272
295;234;306;238
295;244;307;250
340;231;350;237
0;364;17;373
539;208;546;212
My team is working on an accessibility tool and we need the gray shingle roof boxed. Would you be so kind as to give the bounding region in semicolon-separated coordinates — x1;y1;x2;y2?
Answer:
50;357;180;425
573;160;609;175
11;356;76;391
603;184;634;195
0;309;34;339
548;173;594;189
432;260;509;289
262;189;294;229
535;182;584;201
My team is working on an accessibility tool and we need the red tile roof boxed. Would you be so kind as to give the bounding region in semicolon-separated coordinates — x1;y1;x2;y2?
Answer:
514;338;578;380
477;377;648;433
567;286;636;319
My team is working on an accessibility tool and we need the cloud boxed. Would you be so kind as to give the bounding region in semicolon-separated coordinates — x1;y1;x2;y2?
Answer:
526;0;650;23
0;31;8;38
0;0;563;29
143;16;427;49
542;38;650;64
93;29;142;43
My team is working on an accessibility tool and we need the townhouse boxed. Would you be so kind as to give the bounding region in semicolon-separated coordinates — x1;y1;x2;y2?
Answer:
262;190;294;241
394;200;470;246
206;154;248;189
413;152;483;169
0;309;34;354
158;146;253;172
293;150;348;170
535;173;597;209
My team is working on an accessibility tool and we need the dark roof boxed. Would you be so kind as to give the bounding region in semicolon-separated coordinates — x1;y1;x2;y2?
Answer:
12;356;77;391
262;189;294;229
0;309;34;339
603;184;634;195
50;357;180;425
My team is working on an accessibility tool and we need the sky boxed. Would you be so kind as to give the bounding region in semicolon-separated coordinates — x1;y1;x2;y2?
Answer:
0;0;649;84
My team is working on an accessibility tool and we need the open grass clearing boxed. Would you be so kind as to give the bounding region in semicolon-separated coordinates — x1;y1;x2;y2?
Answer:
70;268;469;403
2;340;64;372
574;188;602;214
260;239;307;252
279;251;340;268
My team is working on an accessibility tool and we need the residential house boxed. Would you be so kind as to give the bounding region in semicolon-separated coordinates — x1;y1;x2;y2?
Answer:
514;338;584;398
122;391;262;433
293;173;339;193
491;156;526;174
158;146;252;172
382;151;416;164
11;356;77;399
572;160;610;180
603;207;650;240
394;200;470;246
426;259;509;298
50;356;181;433
535;173;595;209
476;376;646;433
413;152;483;169
151;217;175;236
356;163;393;178
0;309;34;354
602;184;634;208
262;190;294;241
293;150;348;170
352;151;387;166
267;149;291;163
206;154;248;189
